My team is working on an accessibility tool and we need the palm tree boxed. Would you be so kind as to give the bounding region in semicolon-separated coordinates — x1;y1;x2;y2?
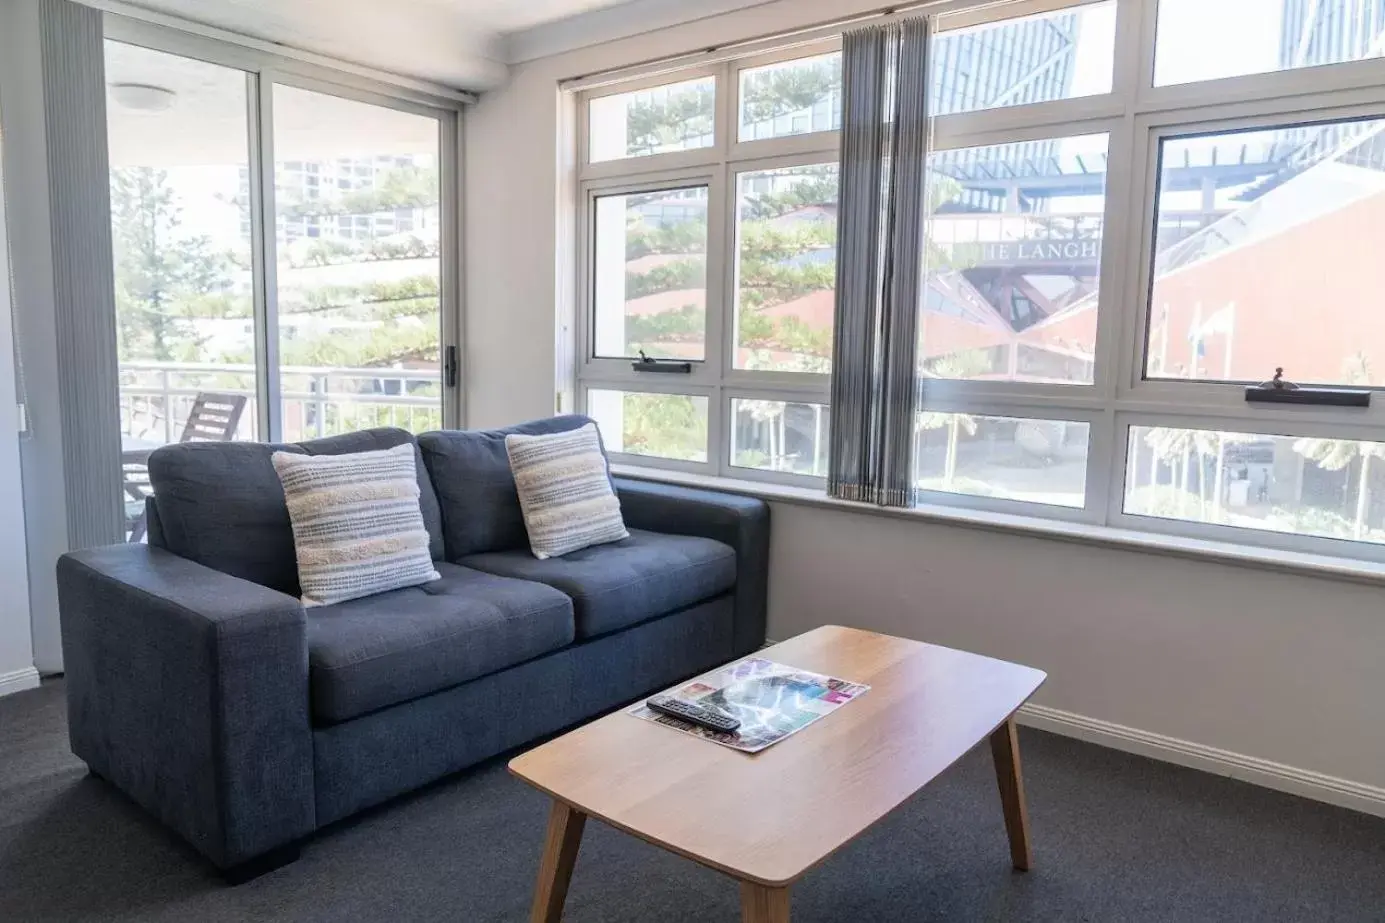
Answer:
916;349;992;488
1293;355;1380;538
1143;425;1217;516
738;399;789;470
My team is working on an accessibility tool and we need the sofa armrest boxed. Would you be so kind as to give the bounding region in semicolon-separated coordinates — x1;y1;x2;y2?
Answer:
57;544;314;869
614;478;770;656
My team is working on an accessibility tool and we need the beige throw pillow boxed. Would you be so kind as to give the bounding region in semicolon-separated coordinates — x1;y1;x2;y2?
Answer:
505;423;628;559
272;444;440;606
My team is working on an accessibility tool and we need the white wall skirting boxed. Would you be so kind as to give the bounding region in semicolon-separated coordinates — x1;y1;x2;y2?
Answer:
1017;703;1385;819
0;666;40;698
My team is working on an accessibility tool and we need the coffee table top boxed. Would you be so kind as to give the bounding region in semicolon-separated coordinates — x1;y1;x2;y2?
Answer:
509;625;1046;887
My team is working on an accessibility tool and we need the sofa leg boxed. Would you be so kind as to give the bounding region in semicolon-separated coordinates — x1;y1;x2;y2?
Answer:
222;844;301;885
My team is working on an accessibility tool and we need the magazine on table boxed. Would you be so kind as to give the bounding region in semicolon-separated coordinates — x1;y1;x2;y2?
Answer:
628;657;869;753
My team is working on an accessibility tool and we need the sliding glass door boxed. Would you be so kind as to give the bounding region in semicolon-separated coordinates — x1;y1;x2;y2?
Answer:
103;39;456;535
105;42;260;448
270;86;443;441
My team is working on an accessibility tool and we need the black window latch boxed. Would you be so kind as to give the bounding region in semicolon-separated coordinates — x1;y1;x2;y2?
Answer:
632;349;692;374
1245;367;1370;407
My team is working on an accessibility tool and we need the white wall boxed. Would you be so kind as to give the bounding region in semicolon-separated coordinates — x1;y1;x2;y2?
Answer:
0;0;69;676
0;1;39;694
465;0;1385;799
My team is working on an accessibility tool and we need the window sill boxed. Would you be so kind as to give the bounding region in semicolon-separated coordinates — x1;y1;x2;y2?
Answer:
610;463;1385;589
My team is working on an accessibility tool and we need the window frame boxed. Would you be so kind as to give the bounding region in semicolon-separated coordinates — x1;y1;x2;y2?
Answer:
572;0;1385;564
575;41;841;481
103;14;465;439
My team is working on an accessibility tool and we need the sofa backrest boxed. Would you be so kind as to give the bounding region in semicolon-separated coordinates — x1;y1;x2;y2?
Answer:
418;415;608;559
148;427;444;595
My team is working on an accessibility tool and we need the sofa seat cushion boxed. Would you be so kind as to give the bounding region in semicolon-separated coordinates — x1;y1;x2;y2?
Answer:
306;563;574;724
460;529;735;639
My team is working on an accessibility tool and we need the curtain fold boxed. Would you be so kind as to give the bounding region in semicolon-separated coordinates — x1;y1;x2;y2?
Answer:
828;17;931;507
827;25;890;503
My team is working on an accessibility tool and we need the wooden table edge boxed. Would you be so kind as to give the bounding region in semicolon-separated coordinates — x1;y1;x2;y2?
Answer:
507;677;1046;889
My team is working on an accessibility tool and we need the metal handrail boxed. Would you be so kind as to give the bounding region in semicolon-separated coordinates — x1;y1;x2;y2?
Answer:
119;360;442;443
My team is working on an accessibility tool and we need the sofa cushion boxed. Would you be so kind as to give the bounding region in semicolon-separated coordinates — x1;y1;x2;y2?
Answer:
298;429;445;562
418;415;609;558
507;423;628;559
461;529;735;639
273;444;441;606
306;562;574;724
149;427;442;595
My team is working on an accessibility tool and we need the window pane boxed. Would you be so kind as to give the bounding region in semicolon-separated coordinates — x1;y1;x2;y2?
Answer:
932;1;1116;116
921;134;1107;385
272;85;442;441
733;164;838;373
1125;425;1385;545
1147;118;1385;387
589;77;715;162
105;42;258;537
587;390;709;462
730;399;829;476
914;413;1090;508
594;186;708;361
738;53;842;142
1155;0;1385;86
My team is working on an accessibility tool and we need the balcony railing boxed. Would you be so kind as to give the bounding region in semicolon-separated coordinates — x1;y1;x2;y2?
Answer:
120;360;442;445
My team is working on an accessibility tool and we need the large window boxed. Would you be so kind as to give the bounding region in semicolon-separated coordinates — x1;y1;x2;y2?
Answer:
105;39;458;461
593;185;709;361
1154;0;1385;86
107;43;259;446
576;0;1385;563
578;48;839;486
271;85;443;441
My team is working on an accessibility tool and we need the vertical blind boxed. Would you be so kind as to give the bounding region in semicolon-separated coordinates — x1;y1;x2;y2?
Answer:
827;17;932;507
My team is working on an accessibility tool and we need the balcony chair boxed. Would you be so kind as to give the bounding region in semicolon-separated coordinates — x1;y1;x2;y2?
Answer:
123;392;248;542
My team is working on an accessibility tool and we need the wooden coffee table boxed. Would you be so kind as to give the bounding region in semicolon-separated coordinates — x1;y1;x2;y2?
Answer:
509;625;1046;922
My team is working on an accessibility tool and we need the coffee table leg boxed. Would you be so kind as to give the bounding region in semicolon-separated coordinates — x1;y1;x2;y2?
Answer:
989;716;1033;871
530;800;587;922
740;881;790;922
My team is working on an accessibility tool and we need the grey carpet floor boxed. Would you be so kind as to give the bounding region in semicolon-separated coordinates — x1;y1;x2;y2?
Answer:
2;680;1384;922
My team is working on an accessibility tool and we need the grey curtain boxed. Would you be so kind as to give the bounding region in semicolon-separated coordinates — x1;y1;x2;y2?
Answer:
828;18;931;506
39;0;125;547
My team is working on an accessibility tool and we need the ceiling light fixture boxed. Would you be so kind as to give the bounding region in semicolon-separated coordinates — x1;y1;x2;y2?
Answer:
109;83;177;113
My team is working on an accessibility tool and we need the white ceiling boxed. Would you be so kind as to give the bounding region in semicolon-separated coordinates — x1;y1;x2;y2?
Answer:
108;0;777;91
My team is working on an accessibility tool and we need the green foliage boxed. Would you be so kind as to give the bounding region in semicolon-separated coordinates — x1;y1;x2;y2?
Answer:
111;159;445;446
1293;356;1383;468
278;165;438;219
624;259;704;299
110;167;250;363
1125;484;1206;519
733;449;770;469
737;315;832;374
739;56;841;128
616;165;839;371
284;275;440;320
278;321;438;369
624;304;703;353
623;83;716;156
625;219;707;259
619;58;841;156
739;178;838;222
619;393;707;461
286;234;440;269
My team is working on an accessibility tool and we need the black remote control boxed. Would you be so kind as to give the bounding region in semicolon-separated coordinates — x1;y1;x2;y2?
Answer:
646;695;741;733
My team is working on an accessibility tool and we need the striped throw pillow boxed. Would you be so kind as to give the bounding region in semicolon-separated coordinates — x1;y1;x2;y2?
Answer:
506;423;628;559
272;444;440;606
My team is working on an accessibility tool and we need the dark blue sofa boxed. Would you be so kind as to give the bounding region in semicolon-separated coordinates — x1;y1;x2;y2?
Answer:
55;416;769;877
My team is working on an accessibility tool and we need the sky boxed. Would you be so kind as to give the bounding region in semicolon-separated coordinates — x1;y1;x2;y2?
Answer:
1154;0;1285;86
